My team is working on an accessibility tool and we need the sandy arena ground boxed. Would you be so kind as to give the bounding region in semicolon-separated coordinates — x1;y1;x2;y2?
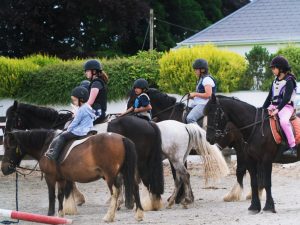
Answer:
1;157;300;225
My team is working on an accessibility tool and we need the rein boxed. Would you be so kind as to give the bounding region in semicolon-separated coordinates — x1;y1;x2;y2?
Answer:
51;109;73;129
151;93;190;119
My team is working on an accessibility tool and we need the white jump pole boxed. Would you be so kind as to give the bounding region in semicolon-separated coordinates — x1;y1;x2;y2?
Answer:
0;209;72;224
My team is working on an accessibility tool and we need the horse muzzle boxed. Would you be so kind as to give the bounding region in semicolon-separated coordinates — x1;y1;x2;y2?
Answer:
1;162;16;175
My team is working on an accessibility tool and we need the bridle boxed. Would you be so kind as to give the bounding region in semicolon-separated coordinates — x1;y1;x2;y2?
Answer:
207;100;270;143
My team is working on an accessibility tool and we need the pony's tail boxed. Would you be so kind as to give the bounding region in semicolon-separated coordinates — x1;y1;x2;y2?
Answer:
121;137;143;211
185;123;229;184
147;122;164;195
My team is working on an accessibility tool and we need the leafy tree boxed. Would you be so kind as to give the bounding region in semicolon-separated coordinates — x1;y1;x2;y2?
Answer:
244;45;272;90
0;0;250;58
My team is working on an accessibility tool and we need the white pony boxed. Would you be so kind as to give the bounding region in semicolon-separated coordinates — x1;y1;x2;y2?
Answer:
141;120;229;210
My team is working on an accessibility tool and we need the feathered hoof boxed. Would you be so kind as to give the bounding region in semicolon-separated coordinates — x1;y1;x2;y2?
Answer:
102;214;114;223
223;193;241;202
135;208;144;222
166;201;174;209
246;192;252;200
58;210;65;217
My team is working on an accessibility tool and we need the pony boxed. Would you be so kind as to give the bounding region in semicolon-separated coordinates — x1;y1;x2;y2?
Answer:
127;88;186;122
156;120;229;208
204;94;300;213
4;101;86;206
1;129;144;222
128;88;249;202
5;101;73;131
107;116;229;209
107;116;164;211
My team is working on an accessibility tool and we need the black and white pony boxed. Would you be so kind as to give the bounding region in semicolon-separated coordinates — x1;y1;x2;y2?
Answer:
204;94;300;213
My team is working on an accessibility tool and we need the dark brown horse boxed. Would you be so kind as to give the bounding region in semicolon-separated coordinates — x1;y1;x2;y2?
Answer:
204;94;300;213
1;129;143;222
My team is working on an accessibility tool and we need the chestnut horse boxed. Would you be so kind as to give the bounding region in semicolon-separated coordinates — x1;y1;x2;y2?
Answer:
1;129;143;222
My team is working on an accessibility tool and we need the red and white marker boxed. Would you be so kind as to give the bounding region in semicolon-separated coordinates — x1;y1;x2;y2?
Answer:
0;209;72;224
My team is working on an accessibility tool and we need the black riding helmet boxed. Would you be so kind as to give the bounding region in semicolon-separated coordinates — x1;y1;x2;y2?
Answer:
84;59;102;71
269;56;291;72
80;80;90;90
133;78;149;90
192;59;208;71
71;86;89;103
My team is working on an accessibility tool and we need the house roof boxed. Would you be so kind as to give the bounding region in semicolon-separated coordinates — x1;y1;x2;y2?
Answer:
177;0;300;46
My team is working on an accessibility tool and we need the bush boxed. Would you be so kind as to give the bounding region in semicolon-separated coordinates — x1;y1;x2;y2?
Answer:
277;45;300;79
158;44;247;94
0;57;39;97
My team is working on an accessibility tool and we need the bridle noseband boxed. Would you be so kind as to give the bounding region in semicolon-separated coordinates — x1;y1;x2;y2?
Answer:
207;102;229;139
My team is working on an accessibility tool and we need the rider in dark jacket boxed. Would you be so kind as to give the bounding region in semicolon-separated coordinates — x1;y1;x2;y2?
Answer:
84;59;108;124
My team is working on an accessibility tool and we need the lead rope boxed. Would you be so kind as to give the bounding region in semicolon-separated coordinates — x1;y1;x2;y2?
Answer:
0;173;19;224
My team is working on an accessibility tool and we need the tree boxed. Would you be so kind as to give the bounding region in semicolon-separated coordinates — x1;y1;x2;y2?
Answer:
0;0;250;58
244;45;272;90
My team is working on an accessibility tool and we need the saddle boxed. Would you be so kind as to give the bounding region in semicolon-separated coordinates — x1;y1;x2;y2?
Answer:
93;114;110;125
269;111;300;145
57;130;97;164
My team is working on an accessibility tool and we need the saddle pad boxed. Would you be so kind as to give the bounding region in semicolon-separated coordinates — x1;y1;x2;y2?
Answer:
269;116;282;144
291;116;300;144
269;112;300;145
60;137;90;163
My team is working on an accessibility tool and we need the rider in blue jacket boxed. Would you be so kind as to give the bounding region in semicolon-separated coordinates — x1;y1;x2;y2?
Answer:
45;86;95;160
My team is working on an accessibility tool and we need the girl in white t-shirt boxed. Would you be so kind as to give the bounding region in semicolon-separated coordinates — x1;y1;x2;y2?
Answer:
186;59;216;123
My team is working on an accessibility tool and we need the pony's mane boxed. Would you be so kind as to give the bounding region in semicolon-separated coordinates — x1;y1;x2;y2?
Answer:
216;95;255;108
17;103;59;121
13;129;55;150
147;88;177;108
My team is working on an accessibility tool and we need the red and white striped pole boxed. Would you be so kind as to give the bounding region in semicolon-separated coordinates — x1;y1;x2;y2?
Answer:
0;209;72;224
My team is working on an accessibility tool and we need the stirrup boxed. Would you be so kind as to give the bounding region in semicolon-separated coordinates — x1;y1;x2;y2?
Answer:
282;147;297;158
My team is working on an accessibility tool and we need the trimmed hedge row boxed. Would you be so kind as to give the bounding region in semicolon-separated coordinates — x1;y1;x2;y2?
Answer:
158;45;247;94
8;51;162;104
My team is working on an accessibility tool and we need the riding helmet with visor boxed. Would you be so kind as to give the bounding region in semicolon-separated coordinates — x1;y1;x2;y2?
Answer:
71;86;89;103
133;78;149;90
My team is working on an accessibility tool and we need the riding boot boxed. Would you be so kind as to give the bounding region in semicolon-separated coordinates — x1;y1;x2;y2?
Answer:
282;146;297;158
45;138;66;160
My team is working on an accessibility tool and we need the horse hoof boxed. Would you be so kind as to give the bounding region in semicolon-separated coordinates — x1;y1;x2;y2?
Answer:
103;215;114;223
166;203;173;209
263;206;276;213
135;209;144;221
248;204;261;214
58;210;65;217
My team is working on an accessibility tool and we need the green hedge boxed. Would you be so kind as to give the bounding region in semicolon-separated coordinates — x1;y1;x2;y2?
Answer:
0;57;39;97
13;51;162;104
158;44;247;94
17;61;84;104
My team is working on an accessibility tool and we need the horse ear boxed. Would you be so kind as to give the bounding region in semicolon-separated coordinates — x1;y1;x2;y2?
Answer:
13;100;18;110
211;94;217;104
